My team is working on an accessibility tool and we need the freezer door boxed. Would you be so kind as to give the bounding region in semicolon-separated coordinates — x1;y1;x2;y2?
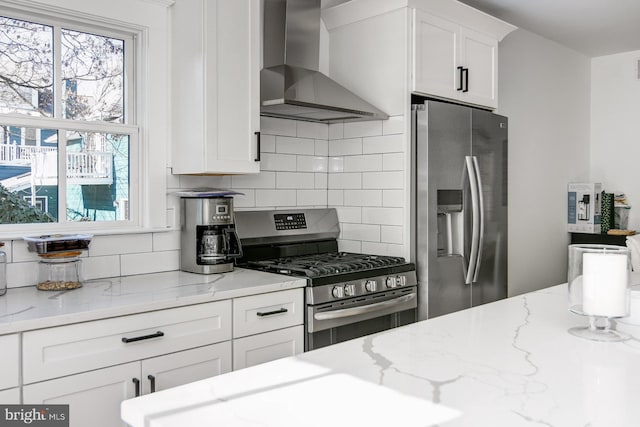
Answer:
471;109;508;306
416;101;473;320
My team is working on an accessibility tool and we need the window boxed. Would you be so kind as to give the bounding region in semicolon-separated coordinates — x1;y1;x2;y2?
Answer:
0;10;137;226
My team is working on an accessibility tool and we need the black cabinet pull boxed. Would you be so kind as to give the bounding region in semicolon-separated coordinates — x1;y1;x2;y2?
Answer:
456;66;464;91
257;308;288;317
147;374;156;393
121;331;164;343
462;67;469;93
254;131;261;162
132;378;141;397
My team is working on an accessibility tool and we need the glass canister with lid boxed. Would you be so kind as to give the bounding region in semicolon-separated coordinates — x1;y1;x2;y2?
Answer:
23;234;92;291
37;251;83;291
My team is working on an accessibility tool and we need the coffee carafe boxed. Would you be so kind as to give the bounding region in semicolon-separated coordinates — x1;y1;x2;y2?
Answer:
180;196;242;274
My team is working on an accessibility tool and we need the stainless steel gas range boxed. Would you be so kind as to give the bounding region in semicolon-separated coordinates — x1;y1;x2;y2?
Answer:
235;208;417;351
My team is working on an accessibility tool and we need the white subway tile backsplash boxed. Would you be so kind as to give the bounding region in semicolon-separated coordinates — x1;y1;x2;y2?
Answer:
261;117;297;136
121;250;179;276
255;189;297;207
381;226;404;244
343;189;382;207
7;261;38;288
341;223;380;242
374;210;404;232
90;234;153;257
315;173;328;189
343;120;383;138
328;173;362;189
315;139;329;156
231;171;276;188
153;231;181;251
297;121;328;139
343;154;383;172
260;134;276;153
260;153;297;171
179;175;230;189
328;190;344;205
297;156;328;172
277;172;315;189
362;171;403;189
166;167;181;189
383;189;404;207
383;116;405;135
329;122;344;140
83;255;121;280
382;153;404;171
233;189;256;208
338;239;362;253
297;190;326;206
329;157;344;173
362;134;404;154
11;240;40;263
361;242;404;257
276;136;315;155
335;206;362;223
328;138;363;156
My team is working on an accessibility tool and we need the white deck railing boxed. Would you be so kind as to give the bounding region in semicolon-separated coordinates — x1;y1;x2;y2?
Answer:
31;151;113;185
0;143;57;165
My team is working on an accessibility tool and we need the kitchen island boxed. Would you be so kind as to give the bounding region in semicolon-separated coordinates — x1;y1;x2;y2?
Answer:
122;284;640;427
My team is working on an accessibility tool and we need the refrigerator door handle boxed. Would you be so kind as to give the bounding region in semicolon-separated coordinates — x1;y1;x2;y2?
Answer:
464;156;480;284
472;156;485;283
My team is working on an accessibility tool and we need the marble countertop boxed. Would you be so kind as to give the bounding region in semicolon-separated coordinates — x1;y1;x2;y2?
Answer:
122;284;640;427
0;269;306;334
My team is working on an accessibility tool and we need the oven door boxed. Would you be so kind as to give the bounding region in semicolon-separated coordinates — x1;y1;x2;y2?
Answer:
306;286;417;351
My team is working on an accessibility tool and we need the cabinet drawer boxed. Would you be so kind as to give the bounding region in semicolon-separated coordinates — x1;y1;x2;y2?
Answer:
23;300;231;384
233;289;303;338
0;334;19;390
233;325;303;370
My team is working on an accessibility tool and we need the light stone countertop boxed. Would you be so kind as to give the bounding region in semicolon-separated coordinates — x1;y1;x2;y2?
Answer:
0;268;306;334
121;284;640;427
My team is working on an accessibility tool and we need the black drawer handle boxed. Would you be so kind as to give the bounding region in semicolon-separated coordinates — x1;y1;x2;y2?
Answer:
457;66;464;91
148;374;156;393
256;308;288;317
254;131;261;162
122;331;165;343
132;377;140;397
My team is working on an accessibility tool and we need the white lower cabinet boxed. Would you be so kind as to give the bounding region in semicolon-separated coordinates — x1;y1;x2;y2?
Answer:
0;387;21;404
141;342;232;395
23;343;232;427
233;325;304;370
23;362;139;427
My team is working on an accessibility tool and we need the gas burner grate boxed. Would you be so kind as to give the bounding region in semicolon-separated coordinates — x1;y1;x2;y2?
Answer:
247;252;406;278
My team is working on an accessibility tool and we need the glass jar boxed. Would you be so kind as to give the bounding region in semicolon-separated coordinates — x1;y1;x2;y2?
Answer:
37;256;83;291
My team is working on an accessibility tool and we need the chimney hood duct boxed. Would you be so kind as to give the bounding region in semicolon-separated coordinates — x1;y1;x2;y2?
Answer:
261;0;389;123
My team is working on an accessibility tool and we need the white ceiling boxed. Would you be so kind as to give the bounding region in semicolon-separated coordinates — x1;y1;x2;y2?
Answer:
457;0;640;57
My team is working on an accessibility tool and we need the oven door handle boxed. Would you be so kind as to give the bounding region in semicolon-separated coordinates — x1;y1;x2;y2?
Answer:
313;293;417;320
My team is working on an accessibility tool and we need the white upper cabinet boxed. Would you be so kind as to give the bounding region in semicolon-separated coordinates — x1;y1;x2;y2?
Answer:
410;0;516;109
413;9;499;108
171;0;260;175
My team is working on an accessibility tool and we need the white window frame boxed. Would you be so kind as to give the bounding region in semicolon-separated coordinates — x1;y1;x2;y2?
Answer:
0;0;170;237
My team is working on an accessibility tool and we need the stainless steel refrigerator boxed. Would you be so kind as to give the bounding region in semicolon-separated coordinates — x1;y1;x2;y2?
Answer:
412;99;508;320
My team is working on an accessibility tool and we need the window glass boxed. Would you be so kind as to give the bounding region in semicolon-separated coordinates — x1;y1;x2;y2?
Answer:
0;16;53;117
0;14;134;227
61;29;124;122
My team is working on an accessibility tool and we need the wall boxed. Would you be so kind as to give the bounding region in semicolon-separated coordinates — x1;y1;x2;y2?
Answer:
590;49;640;231
496;29;591;296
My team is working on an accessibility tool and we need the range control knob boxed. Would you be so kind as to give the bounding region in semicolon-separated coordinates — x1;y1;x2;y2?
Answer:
385;276;397;289
364;280;377;292
344;284;356;297
395;275;406;287
332;286;345;298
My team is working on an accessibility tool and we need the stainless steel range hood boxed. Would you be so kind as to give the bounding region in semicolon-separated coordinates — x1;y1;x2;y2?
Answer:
261;0;388;123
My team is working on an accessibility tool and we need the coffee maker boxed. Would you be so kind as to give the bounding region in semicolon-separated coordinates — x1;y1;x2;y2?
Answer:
180;196;242;274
